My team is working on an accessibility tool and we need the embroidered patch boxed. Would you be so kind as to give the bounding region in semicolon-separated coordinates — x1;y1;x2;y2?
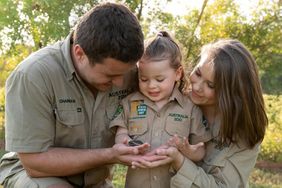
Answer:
59;98;76;103
130;101;140;114
129;124;143;133
109;89;133;100
202;115;210;130
130;100;146;119
112;104;123;119
137;104;147;115
212;138;230;150
168;113;188;122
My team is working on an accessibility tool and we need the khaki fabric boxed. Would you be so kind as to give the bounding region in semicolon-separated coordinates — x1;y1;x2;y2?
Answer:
2;168;73;188
0;34;137;187
170;116;260;188
110;87;211;188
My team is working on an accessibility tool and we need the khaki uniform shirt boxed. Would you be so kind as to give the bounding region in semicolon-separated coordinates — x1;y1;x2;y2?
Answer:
110;88;211;188
170;116;260;188
0;34;136;187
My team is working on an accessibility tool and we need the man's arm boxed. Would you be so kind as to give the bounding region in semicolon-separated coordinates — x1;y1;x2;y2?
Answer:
18;143;147;177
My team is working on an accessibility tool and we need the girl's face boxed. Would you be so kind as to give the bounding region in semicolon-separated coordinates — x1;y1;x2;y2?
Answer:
138;59;182;105
189;53;216;107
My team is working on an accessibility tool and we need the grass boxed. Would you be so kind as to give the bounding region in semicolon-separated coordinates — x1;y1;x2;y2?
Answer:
112;164;282;187
112;165;127;188
249;168;282;188
0;126;5;157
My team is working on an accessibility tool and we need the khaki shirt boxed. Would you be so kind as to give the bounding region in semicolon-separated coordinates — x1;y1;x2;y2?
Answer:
0;34;136;187
110;88;211;188
170;116;260;188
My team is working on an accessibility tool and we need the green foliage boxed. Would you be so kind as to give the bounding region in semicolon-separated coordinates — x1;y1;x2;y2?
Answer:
259;95;282;162
0;0;98;52
1;0;280;93
112;164;127;188
249;168;282;188
0;87;4;128
170;0;282;93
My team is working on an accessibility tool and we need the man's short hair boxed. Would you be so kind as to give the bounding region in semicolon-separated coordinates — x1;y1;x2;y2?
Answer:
73;2;144;64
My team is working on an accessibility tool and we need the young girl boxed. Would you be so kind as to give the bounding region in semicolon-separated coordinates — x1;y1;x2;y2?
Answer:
110;31;211;188
136;39;268;187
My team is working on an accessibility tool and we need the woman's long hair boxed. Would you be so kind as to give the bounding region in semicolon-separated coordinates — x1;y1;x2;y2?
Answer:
202;39;268;148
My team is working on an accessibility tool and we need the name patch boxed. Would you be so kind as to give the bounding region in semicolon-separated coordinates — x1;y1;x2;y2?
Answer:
59;98;76;103
109;89;132;100
168;113;188;122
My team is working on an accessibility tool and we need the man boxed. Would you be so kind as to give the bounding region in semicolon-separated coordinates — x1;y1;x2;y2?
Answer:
0;2;148;187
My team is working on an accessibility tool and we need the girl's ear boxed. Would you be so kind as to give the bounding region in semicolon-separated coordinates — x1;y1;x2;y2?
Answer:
175;66;183;81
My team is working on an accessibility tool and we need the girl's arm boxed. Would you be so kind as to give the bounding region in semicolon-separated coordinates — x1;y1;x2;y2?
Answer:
115;127;131;144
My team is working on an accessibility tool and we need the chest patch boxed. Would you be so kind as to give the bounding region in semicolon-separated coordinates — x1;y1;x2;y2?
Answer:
168;113;188;122
137;104;147;115
130;101;147;119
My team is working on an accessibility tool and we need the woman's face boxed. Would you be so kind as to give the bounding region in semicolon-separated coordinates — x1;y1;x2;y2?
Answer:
189;53;216;107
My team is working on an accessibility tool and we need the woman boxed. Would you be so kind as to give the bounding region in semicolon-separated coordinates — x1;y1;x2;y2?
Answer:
133;39;268;187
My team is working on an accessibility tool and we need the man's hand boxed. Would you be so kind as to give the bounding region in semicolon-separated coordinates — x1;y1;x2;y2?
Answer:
112;141;152;165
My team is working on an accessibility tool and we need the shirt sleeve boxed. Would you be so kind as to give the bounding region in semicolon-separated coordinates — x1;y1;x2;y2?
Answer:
189;105;212;144
109;98;129;130
170;143;260;188
5;69;55;152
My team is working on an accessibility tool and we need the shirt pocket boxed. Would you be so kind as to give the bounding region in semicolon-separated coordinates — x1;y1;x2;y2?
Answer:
55;108;84;127
127;118;148;140
54;107;86;147
164;115;190;138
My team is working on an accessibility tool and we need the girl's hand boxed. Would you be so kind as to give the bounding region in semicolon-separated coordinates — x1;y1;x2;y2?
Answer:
167;134;190;152
131;145;184;171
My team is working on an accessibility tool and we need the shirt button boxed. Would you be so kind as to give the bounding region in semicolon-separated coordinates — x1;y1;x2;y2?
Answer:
153;175;157;180
156;113;160;117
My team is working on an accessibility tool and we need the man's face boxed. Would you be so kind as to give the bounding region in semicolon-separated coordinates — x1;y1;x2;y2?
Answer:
77;57;136;92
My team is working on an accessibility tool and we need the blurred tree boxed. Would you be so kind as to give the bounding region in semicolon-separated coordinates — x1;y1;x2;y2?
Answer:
170;0;282;93
0;0;281;93
0;0;155;87
0;0;98;52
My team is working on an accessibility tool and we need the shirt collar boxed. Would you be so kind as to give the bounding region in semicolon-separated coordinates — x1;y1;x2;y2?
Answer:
169;86;185;108
130;85;185;108
60;32;76;81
